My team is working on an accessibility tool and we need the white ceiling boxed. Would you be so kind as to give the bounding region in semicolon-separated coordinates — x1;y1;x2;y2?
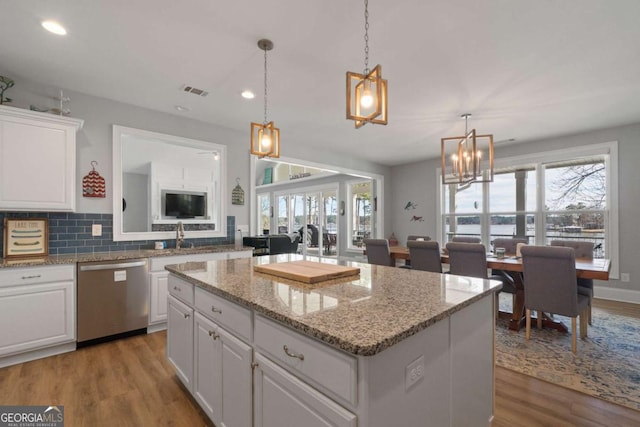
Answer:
2;0;640;166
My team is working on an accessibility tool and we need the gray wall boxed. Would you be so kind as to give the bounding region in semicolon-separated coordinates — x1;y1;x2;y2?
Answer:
390;122;640;297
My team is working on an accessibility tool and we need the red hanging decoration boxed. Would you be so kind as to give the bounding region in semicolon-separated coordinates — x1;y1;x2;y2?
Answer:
83;161;106;198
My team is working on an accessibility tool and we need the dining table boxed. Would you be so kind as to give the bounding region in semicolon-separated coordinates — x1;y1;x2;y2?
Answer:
383;245;612;331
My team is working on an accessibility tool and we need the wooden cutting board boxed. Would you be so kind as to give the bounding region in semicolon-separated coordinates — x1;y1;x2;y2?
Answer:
253;260;360;284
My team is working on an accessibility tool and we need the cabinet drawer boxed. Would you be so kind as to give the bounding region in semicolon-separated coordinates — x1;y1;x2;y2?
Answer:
254;315;357;406
0;265;74;288
168;275;194;305
195;287;252;342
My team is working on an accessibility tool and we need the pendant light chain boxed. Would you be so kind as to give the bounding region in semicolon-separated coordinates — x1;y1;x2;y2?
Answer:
263;47;268;125
363;0;370;75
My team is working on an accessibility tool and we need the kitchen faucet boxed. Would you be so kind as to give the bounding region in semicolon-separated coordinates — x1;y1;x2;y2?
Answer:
176;221;185;249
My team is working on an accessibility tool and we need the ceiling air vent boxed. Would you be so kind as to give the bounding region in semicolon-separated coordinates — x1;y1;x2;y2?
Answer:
181;84;209;97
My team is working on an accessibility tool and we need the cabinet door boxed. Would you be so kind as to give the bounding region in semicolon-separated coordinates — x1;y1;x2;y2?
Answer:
149;271;169;324
0;112;79;211
254;353;356;427
0;281;75;356
167;295;193;391
194;312;252;427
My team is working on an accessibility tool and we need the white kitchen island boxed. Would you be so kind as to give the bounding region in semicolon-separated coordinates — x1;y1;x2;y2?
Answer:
165;254;502;427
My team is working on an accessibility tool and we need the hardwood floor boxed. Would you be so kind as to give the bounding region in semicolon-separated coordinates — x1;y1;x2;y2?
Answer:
0;298;637;426
0;331;213;427
493;298;640;427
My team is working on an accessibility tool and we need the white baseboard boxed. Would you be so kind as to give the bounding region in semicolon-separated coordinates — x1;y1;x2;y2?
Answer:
147;322;167;334
594;285;640;304
0;341;76;369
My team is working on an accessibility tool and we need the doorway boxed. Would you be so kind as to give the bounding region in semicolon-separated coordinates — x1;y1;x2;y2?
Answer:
275;187;338;257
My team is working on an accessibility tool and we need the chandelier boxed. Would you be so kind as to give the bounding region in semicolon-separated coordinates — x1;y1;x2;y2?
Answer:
441;114;494;185
346;0;387;128
251;39;280;158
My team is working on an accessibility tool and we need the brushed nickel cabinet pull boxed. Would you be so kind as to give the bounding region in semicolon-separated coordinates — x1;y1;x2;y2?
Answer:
208;330;219;340
21;275;42;279
283;345;304;361
211;306;222;314
173;286;181;291
183;313;190;319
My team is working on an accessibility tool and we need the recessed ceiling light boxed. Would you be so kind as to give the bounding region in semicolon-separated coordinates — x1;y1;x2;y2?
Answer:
241;90;255;99
175;105;191;112
41;20;67;35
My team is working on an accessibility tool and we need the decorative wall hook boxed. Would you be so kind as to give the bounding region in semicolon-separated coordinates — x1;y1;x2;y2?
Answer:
232;178;244;205
83;160;106;198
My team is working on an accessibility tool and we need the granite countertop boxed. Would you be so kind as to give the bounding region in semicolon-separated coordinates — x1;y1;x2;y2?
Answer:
0;245;252;269
166;254;503;357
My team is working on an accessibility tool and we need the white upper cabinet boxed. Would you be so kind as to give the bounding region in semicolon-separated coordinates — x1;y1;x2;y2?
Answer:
0;106;83;211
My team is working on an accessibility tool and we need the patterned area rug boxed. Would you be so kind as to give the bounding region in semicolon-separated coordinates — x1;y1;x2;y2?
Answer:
495;298;640;411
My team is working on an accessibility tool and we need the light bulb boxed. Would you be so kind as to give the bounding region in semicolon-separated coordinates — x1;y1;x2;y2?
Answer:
360;90;374;108
260;133;272;151
359;79;375;108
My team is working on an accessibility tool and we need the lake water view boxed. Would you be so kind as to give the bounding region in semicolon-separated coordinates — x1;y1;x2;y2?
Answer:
447;224;606;256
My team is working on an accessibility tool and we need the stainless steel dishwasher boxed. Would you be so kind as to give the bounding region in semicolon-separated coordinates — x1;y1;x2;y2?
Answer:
77;258;149;345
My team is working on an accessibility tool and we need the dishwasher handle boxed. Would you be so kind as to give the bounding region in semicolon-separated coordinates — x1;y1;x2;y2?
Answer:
79;260;147;272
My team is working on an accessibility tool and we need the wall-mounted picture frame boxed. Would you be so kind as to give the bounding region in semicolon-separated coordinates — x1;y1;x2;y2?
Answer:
3;218;49;259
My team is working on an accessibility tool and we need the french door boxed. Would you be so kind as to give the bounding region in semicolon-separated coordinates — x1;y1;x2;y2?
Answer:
274;187;338;257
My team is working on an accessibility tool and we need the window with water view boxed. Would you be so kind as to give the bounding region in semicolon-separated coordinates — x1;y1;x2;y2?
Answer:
441;151;611;259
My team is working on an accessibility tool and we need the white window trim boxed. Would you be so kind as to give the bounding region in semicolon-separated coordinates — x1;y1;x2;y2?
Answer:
437;141;619;278
345;178;376;252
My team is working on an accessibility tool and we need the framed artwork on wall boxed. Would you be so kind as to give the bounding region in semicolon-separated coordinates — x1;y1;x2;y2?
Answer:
3;218;49;258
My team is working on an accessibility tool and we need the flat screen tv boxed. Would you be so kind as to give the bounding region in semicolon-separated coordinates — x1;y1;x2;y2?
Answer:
163;191;207;219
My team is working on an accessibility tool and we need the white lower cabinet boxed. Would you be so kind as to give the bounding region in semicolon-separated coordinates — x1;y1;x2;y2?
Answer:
149;271;169;324
167;273;357;427
167;294;194;391
194;312;252;427
253;353;357;427
0;265;76;367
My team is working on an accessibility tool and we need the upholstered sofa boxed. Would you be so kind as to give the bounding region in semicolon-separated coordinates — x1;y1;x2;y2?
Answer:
243;233;300;256
268;234;301;255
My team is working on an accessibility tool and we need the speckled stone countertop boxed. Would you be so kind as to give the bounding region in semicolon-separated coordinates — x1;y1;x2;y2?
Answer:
0;245;251;269
166;254;503;357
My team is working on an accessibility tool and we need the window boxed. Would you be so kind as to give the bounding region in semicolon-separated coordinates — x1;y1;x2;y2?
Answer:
438;142;619;276
543;159;607;256
348;180;373;249
258;194;271;235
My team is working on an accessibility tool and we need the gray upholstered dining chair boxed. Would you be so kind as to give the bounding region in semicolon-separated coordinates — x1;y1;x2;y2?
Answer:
446;242;510;281
363;238;395;267
445;242;513;316
550;240;594;325
451;236;481;244
407;240;442;273
520;245;589;354
404;235;431;266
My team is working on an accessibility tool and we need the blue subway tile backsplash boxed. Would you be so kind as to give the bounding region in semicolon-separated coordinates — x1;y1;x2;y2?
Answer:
0;212;236;256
